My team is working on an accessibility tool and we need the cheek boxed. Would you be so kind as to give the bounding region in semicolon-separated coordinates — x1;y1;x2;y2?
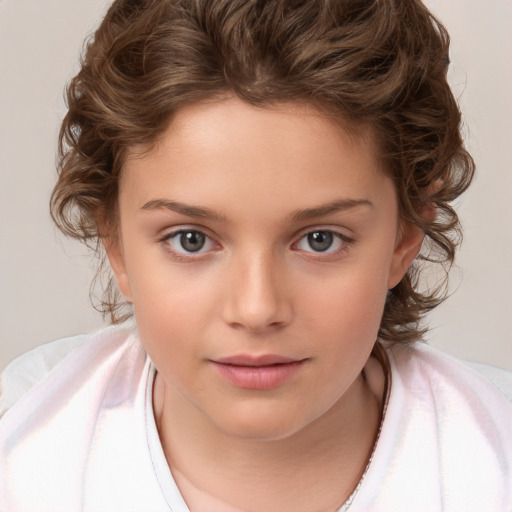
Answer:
303;258;391;333
127;262;218;358
133;284;209;395
135;279;213;333
308;269;389;380
125;239;215;315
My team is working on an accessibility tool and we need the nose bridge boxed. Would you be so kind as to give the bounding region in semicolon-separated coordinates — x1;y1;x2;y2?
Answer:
222;246;290;331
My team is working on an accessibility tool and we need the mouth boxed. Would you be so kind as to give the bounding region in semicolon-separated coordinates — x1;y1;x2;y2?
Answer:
210;355;307;390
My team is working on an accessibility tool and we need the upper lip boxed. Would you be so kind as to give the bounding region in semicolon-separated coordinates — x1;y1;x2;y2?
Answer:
212;355;305;367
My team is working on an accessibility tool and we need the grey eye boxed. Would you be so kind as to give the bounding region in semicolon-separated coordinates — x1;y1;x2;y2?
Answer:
179;231;206;252
295;230;347;254
164;229;215;255
307;231;333;252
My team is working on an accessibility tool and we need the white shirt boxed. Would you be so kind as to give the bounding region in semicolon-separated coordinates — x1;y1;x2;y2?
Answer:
0;323;511;512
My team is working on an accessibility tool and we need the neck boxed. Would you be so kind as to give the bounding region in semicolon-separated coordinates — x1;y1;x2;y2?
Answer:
153;363;384;512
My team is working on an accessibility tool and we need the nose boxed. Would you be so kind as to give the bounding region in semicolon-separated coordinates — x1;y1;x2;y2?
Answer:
221;250;292;333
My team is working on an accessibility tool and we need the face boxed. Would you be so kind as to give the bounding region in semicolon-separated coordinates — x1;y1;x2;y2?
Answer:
107;96;422;441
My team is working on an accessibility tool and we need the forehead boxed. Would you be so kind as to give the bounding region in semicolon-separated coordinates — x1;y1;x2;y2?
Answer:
126;96;377;163
120;97;390;217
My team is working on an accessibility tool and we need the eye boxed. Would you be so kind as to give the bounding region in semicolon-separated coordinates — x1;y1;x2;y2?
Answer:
162;229;216;255
295;230;348;253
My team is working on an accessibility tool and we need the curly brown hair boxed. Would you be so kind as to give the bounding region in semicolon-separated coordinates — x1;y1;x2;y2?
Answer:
50;0;474;344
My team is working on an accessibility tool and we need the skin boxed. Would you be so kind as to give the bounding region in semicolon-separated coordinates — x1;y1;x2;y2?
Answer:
105;96;423;511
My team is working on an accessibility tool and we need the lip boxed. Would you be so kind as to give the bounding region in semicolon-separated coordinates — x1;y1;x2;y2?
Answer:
215;354;300;366
210;355;307;390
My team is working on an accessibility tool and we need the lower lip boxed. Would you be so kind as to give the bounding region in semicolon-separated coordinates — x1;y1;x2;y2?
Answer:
210;361;305;390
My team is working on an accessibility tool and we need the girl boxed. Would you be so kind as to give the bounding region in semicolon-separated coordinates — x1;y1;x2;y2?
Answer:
1;1;510;510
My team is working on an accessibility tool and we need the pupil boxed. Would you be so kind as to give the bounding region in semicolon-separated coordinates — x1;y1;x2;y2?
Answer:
180;231;205;252
308;231;333;252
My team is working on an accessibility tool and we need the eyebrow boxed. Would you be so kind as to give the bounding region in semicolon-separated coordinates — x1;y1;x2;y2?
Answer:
141;197;373;223
289;198;373;221
141;199;227;221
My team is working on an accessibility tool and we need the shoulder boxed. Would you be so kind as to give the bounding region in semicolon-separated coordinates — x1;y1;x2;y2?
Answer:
0;322;141;419
389;341;512;405
386;342;512;440
461;359;512;402
373;342;512;510
0;323;158;511
0;333;88;418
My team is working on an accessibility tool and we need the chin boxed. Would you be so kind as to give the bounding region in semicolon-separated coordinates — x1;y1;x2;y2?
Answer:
205;402;314;442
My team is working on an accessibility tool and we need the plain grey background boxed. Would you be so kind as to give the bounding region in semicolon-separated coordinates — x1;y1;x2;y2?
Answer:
0;0;511;371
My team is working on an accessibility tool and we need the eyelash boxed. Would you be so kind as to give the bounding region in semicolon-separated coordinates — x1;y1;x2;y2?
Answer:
159;228;219;261
292;229;353;259
158;227;354;261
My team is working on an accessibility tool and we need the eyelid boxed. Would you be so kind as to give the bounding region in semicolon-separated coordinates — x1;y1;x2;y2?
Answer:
157;224;354;262
158;223;217;241
158;225;220;258
291;227;355;257
292;225;354;244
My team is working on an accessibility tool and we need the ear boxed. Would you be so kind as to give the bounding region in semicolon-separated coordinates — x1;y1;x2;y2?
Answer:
99;218;133;303
387;221;424;289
